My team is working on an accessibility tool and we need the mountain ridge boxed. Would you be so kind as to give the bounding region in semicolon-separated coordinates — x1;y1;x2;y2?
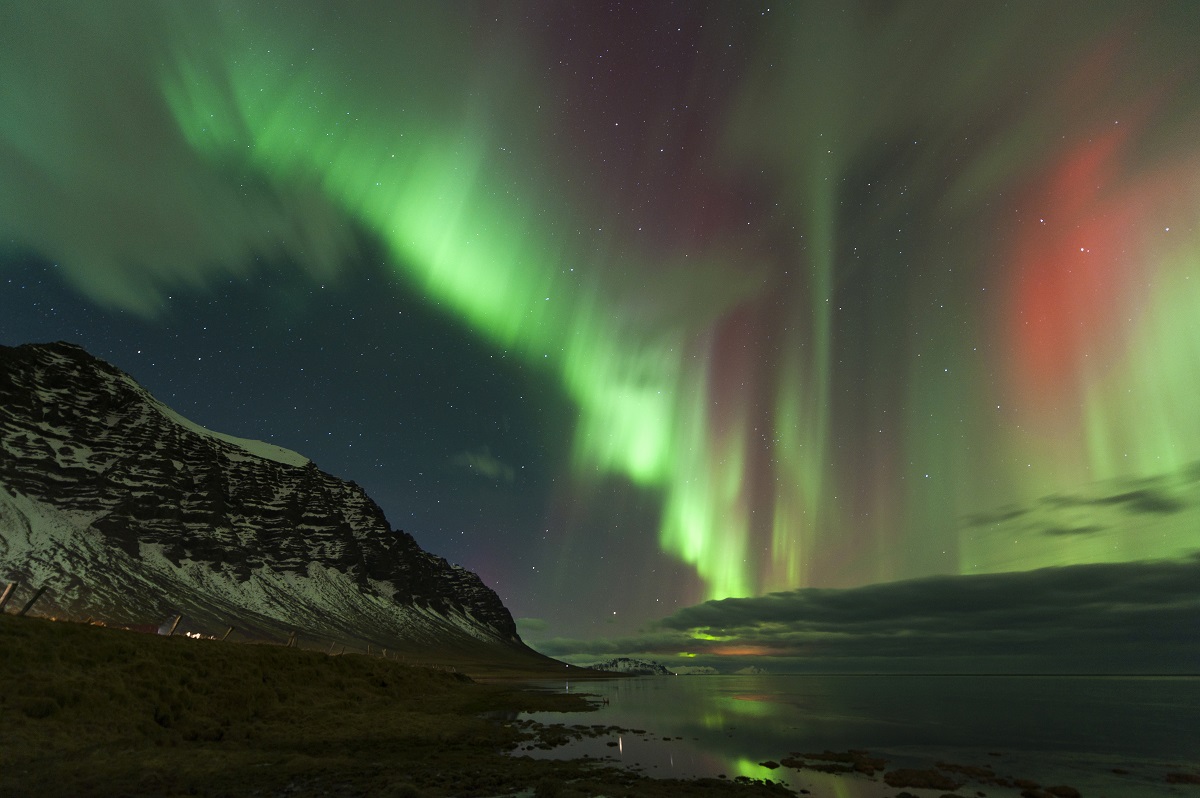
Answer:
0;341;547;664
585;657;675;676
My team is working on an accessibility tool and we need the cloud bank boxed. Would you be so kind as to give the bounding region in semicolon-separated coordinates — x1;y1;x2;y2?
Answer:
535;554;1200;673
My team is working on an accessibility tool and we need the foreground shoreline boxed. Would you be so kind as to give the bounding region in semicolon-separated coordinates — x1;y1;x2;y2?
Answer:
0;614;791;797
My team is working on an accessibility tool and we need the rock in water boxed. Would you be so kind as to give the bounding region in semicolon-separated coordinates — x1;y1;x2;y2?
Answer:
0;341;531;657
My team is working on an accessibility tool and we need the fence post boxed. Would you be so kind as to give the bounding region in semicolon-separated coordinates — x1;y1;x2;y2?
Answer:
221;626;234;641
17;585;47;617
0;581;16;612
166;614;183;636
286;631;297;648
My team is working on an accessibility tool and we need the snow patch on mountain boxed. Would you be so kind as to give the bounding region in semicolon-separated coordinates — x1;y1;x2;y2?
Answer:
149;393;309;468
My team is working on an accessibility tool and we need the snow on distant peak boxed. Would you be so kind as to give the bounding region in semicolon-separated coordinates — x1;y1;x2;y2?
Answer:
586;657;675;676
145;389;309;468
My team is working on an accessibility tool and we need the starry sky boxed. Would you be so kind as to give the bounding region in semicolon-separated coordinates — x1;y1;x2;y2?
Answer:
3;2;1200;668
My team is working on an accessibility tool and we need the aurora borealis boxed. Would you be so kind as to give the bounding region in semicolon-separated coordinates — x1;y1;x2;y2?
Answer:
4;2;1200;657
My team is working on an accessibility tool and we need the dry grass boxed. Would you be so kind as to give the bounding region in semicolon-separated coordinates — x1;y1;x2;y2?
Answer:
0;614;792;797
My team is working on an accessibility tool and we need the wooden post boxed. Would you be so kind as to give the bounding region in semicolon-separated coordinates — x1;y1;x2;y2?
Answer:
221;626;234;641
0;581;17;612
339;645;345;655
17;586;47;617
328;642;338;655
166;614;182;636
367;644;372;656
286;631;297;648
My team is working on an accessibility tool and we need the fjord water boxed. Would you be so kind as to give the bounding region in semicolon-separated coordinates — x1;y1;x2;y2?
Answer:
519;674;1200;797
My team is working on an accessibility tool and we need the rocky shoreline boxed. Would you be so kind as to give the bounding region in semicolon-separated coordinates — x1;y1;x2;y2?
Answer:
0;614;790;797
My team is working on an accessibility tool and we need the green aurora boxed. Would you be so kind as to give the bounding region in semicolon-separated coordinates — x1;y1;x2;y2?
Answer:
4;2;1200;612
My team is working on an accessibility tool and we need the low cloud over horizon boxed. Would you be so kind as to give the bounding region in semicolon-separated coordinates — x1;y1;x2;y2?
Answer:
531;553;1200;674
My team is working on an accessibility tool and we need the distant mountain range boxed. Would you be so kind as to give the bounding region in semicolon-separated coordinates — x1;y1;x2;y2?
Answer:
0;341;554;665
585;657;676;676
582;658;745;675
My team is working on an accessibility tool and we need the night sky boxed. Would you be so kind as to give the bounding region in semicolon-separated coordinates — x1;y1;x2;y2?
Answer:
4;2;1200;670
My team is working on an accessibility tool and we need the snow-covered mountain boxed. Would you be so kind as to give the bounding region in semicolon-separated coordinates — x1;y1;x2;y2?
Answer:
0;341;538;659
672;665;720;675
733;665;769;675
586;657;675;676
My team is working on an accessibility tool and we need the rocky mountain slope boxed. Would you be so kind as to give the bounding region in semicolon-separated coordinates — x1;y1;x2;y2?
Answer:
0;341;541;659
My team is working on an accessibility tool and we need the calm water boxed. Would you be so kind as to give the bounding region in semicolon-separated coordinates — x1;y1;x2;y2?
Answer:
516;674;1200;797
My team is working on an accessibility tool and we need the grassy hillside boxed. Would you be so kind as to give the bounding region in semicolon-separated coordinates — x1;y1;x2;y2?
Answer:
0;614;791;797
